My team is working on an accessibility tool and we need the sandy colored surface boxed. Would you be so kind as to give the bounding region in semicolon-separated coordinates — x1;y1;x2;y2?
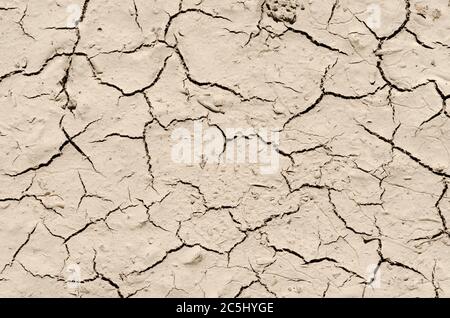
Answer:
0;0;449;298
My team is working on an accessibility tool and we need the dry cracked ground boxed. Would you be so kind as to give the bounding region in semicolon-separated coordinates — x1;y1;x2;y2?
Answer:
0;0;450;298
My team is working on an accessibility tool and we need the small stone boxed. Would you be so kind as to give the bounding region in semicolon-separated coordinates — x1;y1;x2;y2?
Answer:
265;0;298;24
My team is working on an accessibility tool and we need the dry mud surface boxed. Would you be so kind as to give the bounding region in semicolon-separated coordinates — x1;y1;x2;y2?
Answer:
0;0;450;298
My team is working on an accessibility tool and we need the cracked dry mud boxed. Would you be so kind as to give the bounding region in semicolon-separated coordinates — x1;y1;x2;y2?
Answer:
0;0;449;298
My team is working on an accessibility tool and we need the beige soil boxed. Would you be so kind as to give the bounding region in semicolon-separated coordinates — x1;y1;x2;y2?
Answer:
0;0;449;297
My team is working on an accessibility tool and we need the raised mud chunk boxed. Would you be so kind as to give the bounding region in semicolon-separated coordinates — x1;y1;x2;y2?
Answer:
265;0;298;24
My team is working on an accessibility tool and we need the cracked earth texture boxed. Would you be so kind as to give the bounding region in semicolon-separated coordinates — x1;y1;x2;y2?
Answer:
0;0;449;298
